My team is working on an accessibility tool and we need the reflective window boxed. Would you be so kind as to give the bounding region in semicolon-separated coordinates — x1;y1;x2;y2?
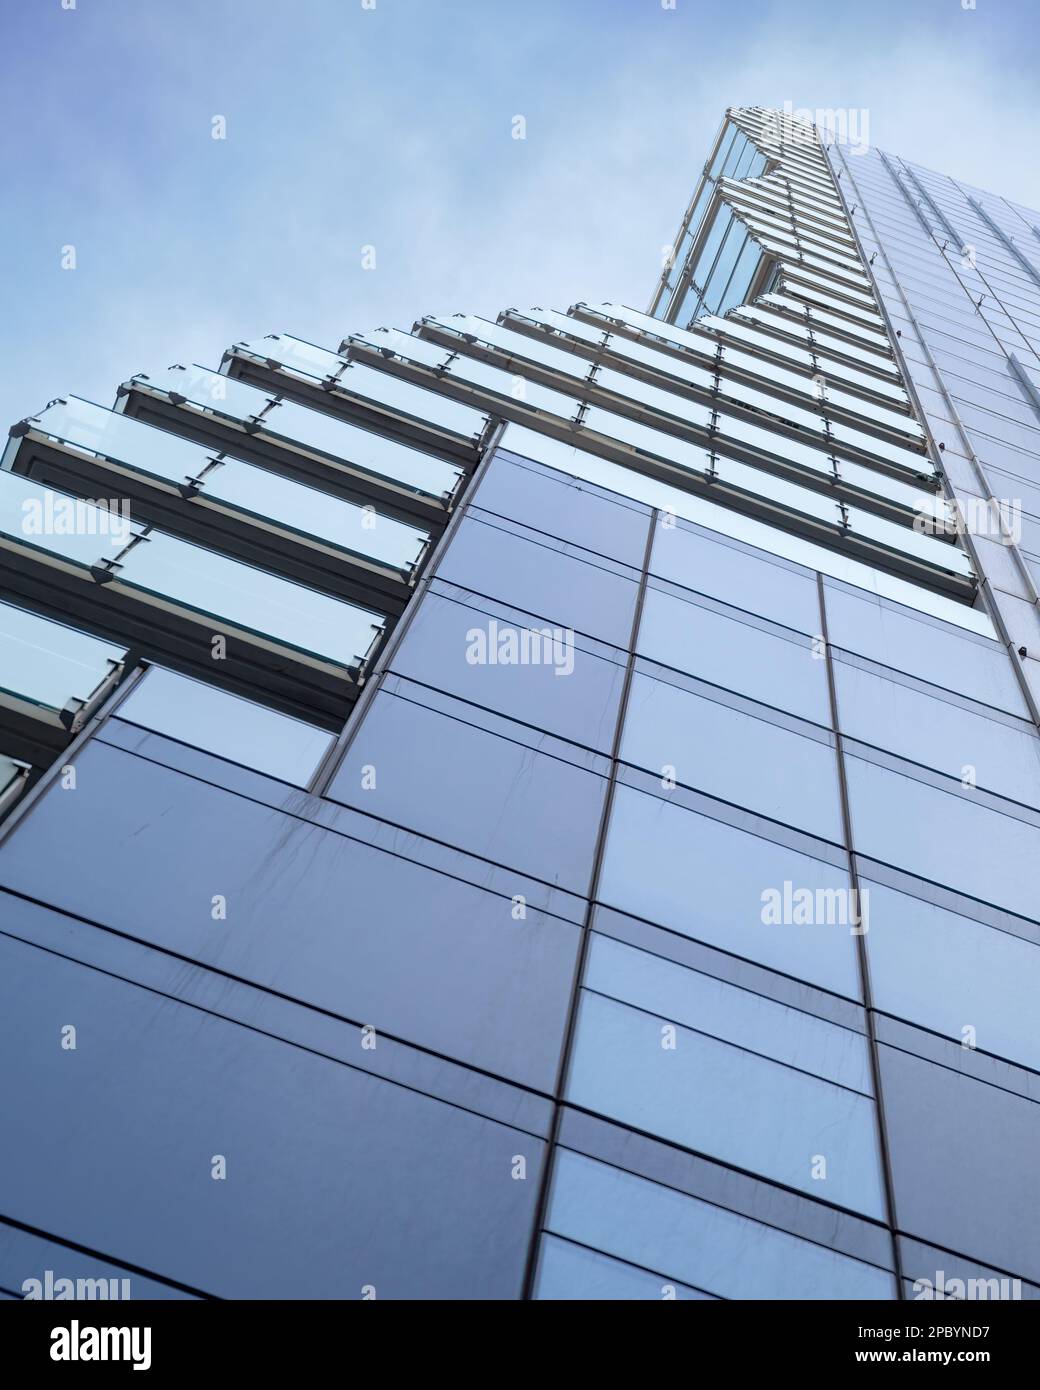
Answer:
865;881;1040;1072
823;581;1027;716
637;585;830;722
31;397;428;571
567;990;885;1217
134;365;463;500
846;755;1040;922
0;928;541;1299
534;1234;714;1301
435;516;640;647
0;742;580;1091
598;785;862;997
0;602;124;714
650;521;821;633
326;685;607;893
116;667;334;786
545;1150;895;1300
390;590;626;753
880;1045;1040;1284
621;672;844;842
473;452;652;569
585;934;872;1091
835;660;1040;808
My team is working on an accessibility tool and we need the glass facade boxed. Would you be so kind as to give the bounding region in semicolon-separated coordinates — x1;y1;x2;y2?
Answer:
1;104;1038;1304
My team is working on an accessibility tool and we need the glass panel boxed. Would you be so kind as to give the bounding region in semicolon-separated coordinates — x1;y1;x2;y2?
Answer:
585;934;872;1091
326;686;607;893
441;353;583;418
593;365;715;417
848;505;974;576
546;1151;894;1300
707;125;739;180
599;785;861;996
115;667;334;786
621;672;844;841
339;359;490;438
846;754;1040;922
0;924;541;1298
823;582;1027;715
0;472;137;564
835;661;1040;807
581;405;713;470
508;306;608;346
475;450;652;569
347;327;453;370
0;746;579;1093
650;521;821;632
567;989;886;1217
424;315;587;378
246;334;489;439
0;602;124;712
204;461;426;570
713;412;834;475
637;585;830;722
236;333;344;380
120;530;383;667
34;397;427;571
865;881;1040;1071
435;516;639;647
879;1044;1040;1283
534;1234;714;1300
389;591;626;754
134;365;463;499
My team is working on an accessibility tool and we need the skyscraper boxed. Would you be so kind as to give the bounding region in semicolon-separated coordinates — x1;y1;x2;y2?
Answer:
2;105;1038;1302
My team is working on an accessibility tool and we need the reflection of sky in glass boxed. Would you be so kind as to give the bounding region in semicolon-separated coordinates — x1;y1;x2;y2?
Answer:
242;334;489;440
117;666;333;786
0;473;382;667
35;397;428;570
139;364;464;500
123;530;383;666
0;600;124;709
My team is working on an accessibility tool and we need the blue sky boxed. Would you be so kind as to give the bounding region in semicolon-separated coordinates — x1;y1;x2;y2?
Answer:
2;0;1039;428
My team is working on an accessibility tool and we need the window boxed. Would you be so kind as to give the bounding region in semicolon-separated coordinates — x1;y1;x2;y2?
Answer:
621;672;844;842
865;881;1040;1072
650;520;821;633
116;667;334;787
598;785;861;997
637;585;830;723
534;1234;714;1300
544;1150;895;1300
846;754;1040;922
567;985;885;1217
823;581;1026;716
435;515;640;647
326;683;607;893
835;659;1040;808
